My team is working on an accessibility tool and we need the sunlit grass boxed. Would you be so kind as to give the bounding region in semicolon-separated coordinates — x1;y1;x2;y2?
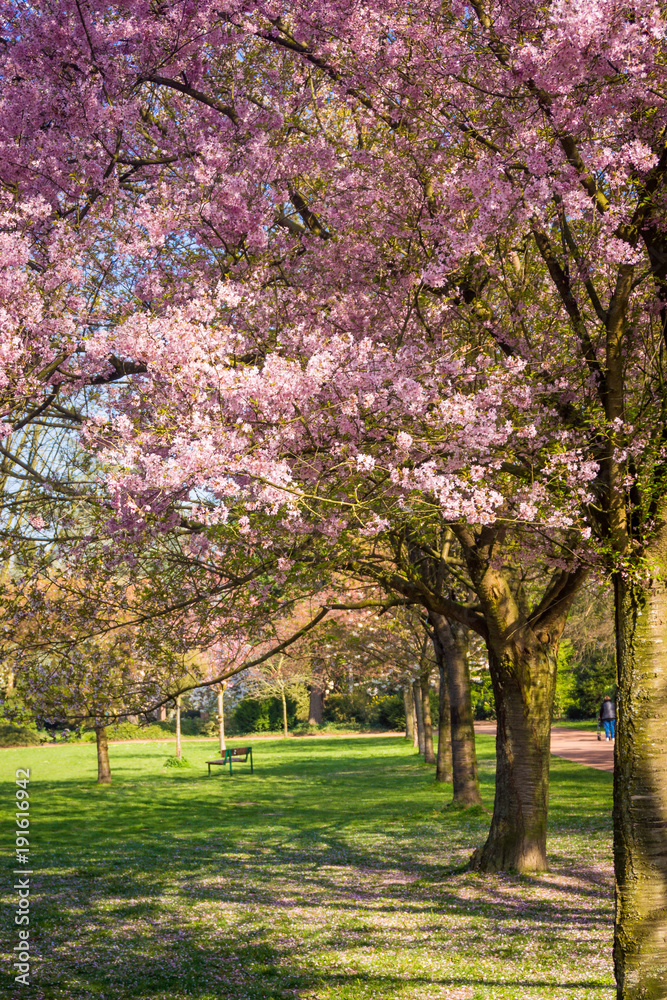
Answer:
551;720;599;732
0;735;614;999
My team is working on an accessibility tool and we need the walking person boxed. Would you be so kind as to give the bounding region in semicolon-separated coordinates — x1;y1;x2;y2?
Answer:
599;695;616;741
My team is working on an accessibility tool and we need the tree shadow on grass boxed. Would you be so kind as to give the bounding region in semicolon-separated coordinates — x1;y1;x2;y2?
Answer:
1;883;612;1000
0;737;614;999
0;820;613;999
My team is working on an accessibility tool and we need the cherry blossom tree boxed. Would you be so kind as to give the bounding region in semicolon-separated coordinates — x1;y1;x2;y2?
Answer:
0;0;581;871
4;2;667;993
13;628;176;783
300;599;447;761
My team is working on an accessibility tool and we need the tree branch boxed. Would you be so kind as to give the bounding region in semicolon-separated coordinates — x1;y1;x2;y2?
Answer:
146;76;238;125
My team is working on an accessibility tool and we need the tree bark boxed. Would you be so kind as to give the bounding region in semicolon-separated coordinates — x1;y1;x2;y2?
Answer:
420;669;436;764
470;638;556;873
95;725;112;785
436;660;453;782
448;528;586;873
281;685;288;738
412;690;419;748
308;682;324;725
431;613;482;806
403;685;415;742
175;696;182;759
217;684;226;755
614;570;667;998
599;259;664;997
413;679;425;755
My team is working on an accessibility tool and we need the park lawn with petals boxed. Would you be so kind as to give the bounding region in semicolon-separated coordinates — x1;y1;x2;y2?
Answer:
0;735;613;1000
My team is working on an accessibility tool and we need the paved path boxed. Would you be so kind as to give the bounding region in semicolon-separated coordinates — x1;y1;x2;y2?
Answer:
475;723;614;772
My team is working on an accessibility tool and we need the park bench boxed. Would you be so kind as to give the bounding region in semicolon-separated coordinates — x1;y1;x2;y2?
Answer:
207;746;253;776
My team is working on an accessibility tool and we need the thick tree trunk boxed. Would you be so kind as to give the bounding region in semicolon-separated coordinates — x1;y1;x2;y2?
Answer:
436;662;453;783
403;685;415;742
217;685;226;755
413;679;425;755
431;613;482;806
420;670;436;764
471;639;556;873
602;255;667;997
308;682;324;725
175;696;182;759
157;704;167;722
95;725;112;785
281;686;288;738
614;571;667;998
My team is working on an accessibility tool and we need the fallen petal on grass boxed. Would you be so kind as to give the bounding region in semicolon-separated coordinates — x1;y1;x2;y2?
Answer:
0;735;615;999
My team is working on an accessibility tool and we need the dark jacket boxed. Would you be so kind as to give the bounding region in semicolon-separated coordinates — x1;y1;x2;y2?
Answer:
599;699;616;721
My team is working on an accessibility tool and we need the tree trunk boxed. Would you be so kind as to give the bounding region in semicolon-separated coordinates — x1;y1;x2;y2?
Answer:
419;670;435;764
217;684;226;755
470;639;556;873
308;682;324;725
436;660;453;783
413;679;425;755
614;571;667;998
420;670;436;764
412;694;419;748
95;725;112;785
281;686;288;738
175;696;182;759
431;613;482;806
403;686;415;742
157;704;167;722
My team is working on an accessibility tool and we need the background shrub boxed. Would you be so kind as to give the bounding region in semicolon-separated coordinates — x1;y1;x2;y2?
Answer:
552;639;616;719
471;672;496;720
107;721;174;741
565;654;616;719
179;716;206;736
200;717;221;737
375;693;405;730
323;691;407;730
233;695;297;734
324;691;375;727
0;723;41;747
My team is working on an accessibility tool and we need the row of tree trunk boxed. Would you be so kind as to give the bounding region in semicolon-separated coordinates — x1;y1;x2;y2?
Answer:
406;608;571;876
91;558;667;996
403;615;483;811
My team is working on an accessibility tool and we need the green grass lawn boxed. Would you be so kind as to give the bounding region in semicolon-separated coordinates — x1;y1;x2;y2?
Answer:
551;720;599;732
0;735;614;1000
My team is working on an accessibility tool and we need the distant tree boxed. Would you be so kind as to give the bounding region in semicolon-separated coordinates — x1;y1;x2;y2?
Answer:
242;655;308;738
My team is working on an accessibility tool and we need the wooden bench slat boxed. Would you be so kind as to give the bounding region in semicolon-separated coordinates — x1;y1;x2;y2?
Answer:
207;747;254;776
